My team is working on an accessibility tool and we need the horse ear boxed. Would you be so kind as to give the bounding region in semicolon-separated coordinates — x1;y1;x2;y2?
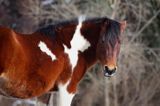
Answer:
120;21;127;33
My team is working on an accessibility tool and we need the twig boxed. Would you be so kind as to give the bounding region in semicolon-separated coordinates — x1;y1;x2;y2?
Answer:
111;0;120;19
130;9;160;42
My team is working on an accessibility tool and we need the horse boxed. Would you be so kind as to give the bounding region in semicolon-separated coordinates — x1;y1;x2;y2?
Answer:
0;16;126;106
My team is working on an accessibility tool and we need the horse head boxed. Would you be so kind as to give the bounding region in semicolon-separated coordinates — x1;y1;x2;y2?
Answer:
96;19;126;77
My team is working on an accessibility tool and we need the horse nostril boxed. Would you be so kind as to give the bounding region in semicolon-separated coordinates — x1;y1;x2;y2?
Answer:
104;66;108;70
104;66;116;71
104;66;117;77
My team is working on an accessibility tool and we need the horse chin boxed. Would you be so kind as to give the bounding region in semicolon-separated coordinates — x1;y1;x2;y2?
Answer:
103;71;116;77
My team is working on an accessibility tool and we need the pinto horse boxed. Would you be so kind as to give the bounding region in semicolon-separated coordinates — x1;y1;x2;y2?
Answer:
0;16;126;106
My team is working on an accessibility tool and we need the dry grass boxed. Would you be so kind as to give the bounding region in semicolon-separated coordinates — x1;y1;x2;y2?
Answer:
0;0;160;106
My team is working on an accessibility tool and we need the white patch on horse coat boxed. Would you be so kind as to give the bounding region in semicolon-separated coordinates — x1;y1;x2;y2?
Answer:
58;81;75;106
38;41;56;61
59;16;89;106
63;16;90;70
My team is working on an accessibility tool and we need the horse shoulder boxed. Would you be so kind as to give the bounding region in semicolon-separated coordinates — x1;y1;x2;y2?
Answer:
0;27;27;81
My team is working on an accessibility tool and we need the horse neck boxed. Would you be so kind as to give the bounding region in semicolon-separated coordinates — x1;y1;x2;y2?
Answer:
56;20;103;68
80;22;102;47
80;22;103;67
56;24;77;48
56;21;102;49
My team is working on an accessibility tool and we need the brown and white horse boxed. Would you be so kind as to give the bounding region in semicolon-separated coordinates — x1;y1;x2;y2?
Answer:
0;16;126;106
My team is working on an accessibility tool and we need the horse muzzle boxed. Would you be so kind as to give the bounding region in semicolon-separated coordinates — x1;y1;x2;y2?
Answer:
103;66;117;77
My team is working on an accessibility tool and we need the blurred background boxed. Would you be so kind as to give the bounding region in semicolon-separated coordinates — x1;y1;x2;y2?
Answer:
0;0;160;106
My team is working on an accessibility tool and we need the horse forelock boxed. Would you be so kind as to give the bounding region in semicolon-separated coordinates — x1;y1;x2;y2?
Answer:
97;18;121;61
104;19;121;48
98;19;121;58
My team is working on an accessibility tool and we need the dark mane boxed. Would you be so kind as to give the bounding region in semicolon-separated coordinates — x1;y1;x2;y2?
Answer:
36;17;107;37
105;18;121;48
36;17;121;47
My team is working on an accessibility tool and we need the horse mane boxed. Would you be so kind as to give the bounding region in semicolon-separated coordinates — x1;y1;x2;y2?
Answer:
36;18;77;37
36;17;106;36
36;17;121;45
